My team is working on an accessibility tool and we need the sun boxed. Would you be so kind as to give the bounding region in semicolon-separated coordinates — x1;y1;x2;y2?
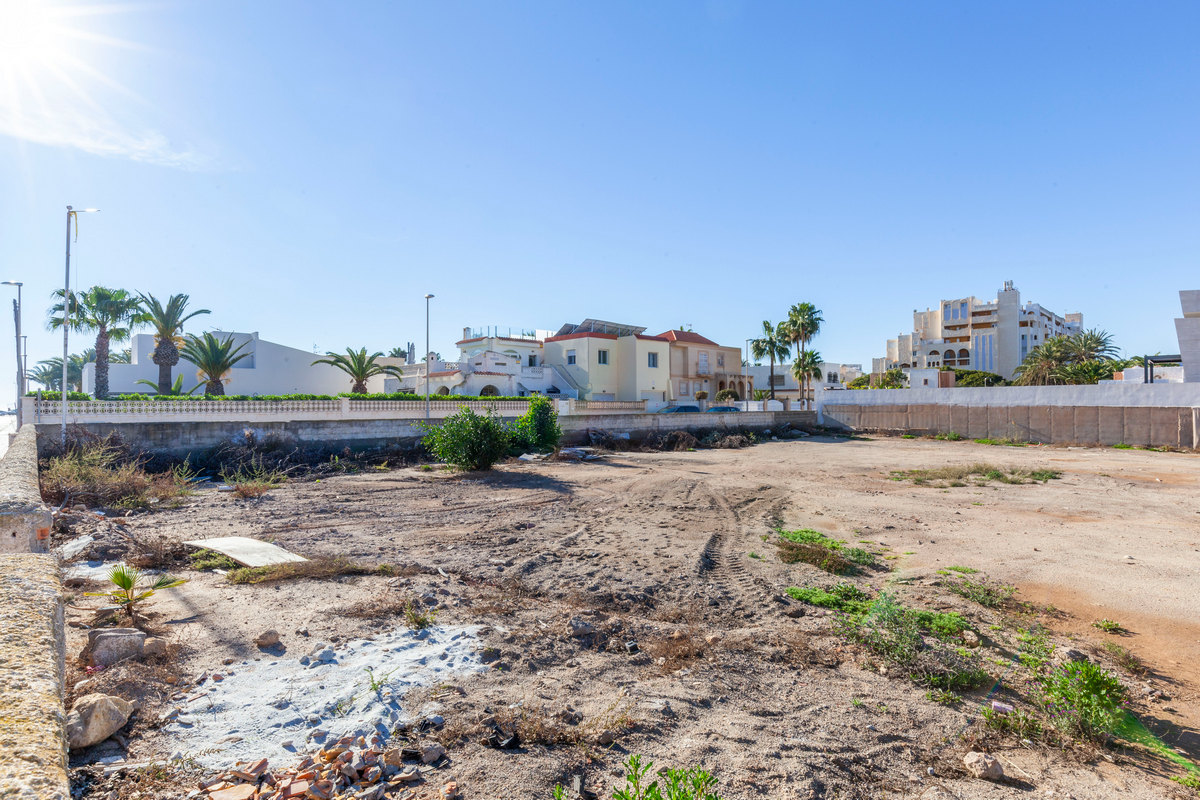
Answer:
0;1;71;76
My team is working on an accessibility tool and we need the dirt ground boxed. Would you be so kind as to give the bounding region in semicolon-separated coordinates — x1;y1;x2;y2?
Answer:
59;435;1200;799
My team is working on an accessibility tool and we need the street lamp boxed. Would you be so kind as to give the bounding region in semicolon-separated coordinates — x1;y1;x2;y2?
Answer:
424;294;434;421
62;206;99;444
1;281;22;427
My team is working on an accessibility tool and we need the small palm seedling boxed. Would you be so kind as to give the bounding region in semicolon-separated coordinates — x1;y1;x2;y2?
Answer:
85;564;188;624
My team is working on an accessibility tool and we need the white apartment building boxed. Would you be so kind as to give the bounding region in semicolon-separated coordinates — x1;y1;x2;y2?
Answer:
745;362;864;401
872;281;1083;380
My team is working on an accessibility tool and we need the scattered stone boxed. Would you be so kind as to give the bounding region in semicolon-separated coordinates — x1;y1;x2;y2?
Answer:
420;742;446;764
960;630;980;648
67;693;135;750
256;630;282;648
1055;647;1089;664
963;751;1004;781
597;730;617;745
567;617;595;637
142;637;168;658
89;628;146;667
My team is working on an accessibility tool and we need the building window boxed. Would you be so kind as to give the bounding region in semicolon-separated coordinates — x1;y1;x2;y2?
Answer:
680;381;689;395
717;354;724;368
528;354;536;366
770;375;784;387
566;349;576;365
648;352;659;368
597;349;609;365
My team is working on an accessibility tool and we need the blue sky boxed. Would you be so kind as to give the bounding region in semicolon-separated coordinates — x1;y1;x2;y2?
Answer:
1;0;1198;402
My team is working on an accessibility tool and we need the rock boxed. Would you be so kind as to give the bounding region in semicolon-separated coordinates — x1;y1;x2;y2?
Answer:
58;535;95;561
66;693;135;749
256;629;281;648
567;617;595;637
597;730;617;745
960;630;980;648
420;742;446;764
963;751;1004;781
209;786;256;800
440;781;460;799
1055;647;1089;664
89;629;146;667
142;637;167;658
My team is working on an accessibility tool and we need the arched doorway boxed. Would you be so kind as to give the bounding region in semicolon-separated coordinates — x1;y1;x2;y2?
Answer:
480;385;499;396
436;386;450;396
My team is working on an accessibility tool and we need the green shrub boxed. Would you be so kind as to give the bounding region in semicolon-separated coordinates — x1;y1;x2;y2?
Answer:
778;529;876;566
511;394;562;453
944;575;1015;608
420;406;512;471
553;754;723;800
694;390;709;400
107;391;533;402
714;388;738;402
28;390;91;400
1038;660;1127;742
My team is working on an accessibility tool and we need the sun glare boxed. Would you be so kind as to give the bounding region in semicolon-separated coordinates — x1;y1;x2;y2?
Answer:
0;1;67;74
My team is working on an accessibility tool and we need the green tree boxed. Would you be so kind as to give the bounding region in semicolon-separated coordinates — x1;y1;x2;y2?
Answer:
784;303;824;409
140;293;211;395
48;287;149;399
791;350;824;404
311;347;402;394
420;406;511;470
180;332;251;396
27;363;64;392
1013;329;1122;386
512;394;562;452
750;320;790;400
877;368;907;389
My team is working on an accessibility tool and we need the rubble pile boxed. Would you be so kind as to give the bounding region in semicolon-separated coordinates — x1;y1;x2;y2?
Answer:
196;736;458;800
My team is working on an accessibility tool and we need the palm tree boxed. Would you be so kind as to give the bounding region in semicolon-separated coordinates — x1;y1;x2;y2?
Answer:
312;348;402;394
791;350;824;407
26;363;63;392
387;346;407;358
48;287;149;399
1014;329;1122;386
180;332;251;396
1063;328;1118;362
784;303;823;409
112;348;132;364
750;321;791;400
136;375;200;396
139;293;211;394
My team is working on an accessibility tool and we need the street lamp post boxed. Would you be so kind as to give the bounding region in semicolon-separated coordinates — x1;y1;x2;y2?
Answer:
62;206;99;445
745;338;752;408
2;281;22;428
424;294;434;421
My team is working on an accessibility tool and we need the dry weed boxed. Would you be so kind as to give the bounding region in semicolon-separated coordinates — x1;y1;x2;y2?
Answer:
646;627;706;673
226;557;375;585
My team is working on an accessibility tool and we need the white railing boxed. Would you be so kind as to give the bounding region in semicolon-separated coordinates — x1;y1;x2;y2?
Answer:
569;399;647;412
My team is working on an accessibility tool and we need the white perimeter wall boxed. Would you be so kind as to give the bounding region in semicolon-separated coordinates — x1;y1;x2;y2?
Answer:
818;382;1200;412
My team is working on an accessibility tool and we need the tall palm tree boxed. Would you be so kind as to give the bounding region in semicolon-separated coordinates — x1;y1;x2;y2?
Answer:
180;332;251;396
48;287;149;399
139;293;211;394
785;303;824;409
1063;328;1118;362
1014;329;1121;386
32;353;90;392
791;350;824;407
312;348;402;394
750;321;791;400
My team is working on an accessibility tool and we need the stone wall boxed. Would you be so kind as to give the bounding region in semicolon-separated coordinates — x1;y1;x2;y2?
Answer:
0;426;53;553
0;553;68;800
35;411;819;457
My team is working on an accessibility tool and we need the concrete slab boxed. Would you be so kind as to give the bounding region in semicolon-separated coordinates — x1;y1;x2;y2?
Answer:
1073;406;1100;445
1028;406;1051;443
182;537;307;568
967;406;988;439
1123;407;1151;446
1098;407;1124;445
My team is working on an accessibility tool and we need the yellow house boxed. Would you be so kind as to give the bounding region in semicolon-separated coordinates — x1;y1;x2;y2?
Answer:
658;330;752;401
542;319;670;402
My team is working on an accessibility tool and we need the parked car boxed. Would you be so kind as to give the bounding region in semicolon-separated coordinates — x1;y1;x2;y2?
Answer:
657;405;701;413
705;405;740;413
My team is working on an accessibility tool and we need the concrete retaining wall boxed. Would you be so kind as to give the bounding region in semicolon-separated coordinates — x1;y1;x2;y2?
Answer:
0;554;68;800
821;403;1199;448
35;411;819;457
0;426;53;553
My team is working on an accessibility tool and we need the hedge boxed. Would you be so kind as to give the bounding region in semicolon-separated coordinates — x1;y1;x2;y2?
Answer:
103;392;533;402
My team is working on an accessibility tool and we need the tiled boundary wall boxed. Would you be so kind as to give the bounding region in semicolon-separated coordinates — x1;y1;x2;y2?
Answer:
818;384;1200;448
35;411;818;456
0;427;68;798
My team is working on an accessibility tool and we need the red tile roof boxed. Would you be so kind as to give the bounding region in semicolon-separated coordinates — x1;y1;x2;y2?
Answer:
470;371;509;376
657;329;720;345
427;370;461;378
455;336;543;346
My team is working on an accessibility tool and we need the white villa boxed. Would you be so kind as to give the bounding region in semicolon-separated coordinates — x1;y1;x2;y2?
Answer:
745;361;864;401
82;331;404;396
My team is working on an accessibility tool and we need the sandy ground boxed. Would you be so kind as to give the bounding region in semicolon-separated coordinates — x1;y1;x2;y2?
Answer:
59;436;1200;799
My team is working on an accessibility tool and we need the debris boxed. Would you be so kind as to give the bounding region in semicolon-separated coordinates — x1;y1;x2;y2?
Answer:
989;700;1014;714
143;637;168;658
483;725;520;749
420;742;446;764
57;534;95;561
88;628;147;667
962;751;1004;781
66;693;135;750
182;536;307;568
255;630;282;648
567;617;595;637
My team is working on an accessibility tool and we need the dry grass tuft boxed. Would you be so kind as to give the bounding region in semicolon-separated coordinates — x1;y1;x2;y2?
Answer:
226;556;375;585
646;627;705;673
776;540;857;575
40;435;193;509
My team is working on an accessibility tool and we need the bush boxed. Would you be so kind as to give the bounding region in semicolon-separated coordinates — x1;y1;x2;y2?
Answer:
107;392;533;402
39;435;191;508
1038;660;1127;742
420;406;512;470
28;391;91;400
694;390;709;400
511;394;562;453
714;388;738;402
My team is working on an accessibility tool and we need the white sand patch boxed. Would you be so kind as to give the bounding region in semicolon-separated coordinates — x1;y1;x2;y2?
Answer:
163;625;483;768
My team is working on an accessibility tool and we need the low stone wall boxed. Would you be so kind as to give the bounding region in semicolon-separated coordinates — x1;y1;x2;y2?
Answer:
0;426;53;553
36;411;819;457
0;553;68;800
822;403;1199;449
